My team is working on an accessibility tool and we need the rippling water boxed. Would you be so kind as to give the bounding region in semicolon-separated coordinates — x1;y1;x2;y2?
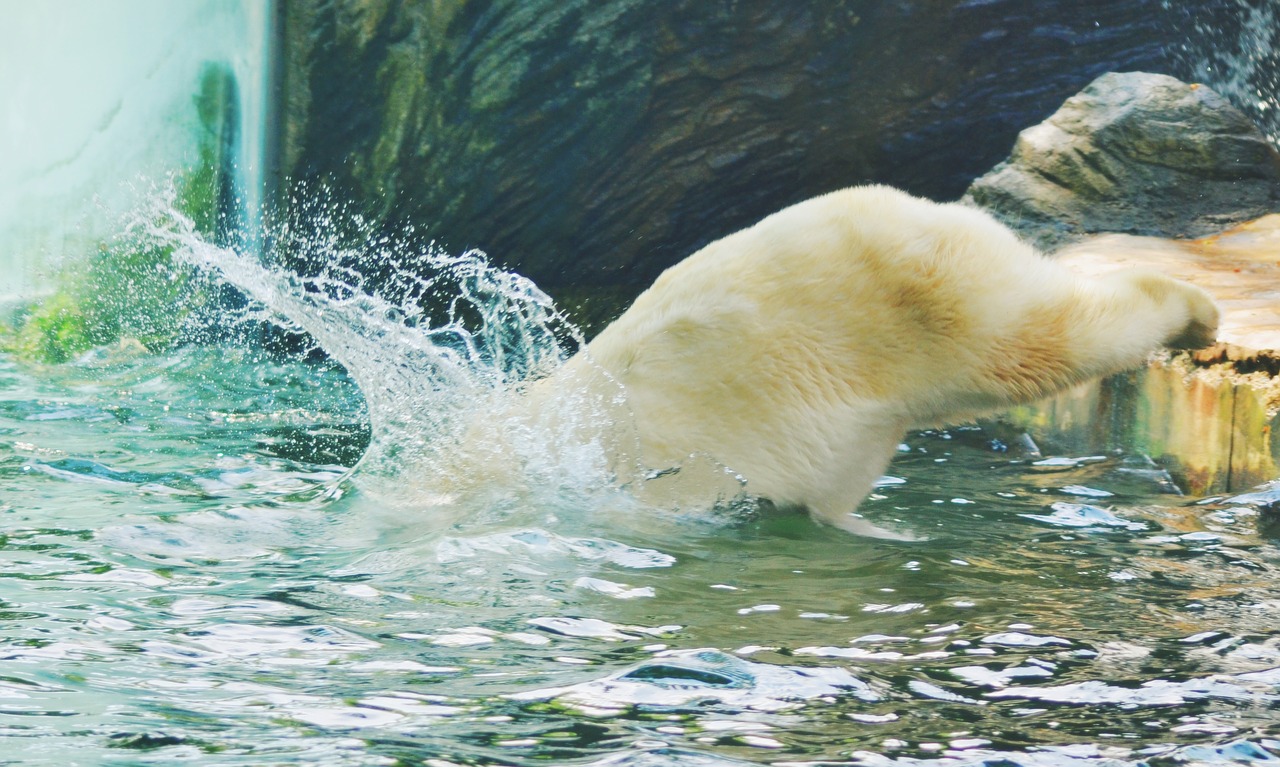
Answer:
3;193;1280;765
3;342;1279;766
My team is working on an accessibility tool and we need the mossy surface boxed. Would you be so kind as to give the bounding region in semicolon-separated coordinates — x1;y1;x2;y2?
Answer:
5;293;99;364
2;65;238;364
4;222;200;365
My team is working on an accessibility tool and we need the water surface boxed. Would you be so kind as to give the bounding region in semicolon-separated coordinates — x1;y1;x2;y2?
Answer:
3;341;1278;765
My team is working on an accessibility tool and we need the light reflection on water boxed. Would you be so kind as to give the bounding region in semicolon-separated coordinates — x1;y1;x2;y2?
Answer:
2;348;1279;765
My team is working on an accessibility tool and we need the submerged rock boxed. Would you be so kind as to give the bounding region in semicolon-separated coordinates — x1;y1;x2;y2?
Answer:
965;71;1280;250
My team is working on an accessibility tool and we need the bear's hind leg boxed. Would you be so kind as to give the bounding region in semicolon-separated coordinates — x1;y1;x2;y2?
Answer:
799;425;923;541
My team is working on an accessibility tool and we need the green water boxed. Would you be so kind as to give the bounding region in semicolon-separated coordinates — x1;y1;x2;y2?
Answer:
2;343;1278;766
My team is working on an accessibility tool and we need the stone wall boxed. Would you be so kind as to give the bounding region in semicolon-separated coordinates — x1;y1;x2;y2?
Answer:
277;0;1185;324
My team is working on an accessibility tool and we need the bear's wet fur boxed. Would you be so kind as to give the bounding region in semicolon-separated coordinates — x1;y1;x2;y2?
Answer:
543;185;1219;538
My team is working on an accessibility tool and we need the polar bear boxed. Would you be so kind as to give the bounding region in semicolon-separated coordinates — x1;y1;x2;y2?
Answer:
540;185;1219;538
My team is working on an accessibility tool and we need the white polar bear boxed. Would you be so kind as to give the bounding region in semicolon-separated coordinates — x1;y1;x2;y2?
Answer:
541;185;1219;538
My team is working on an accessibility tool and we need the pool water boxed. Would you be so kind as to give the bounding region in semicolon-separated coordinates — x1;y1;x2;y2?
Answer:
2;340;1278;766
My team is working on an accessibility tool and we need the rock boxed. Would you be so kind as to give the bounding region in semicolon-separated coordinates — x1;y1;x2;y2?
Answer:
976;74;1280;497
964;72;1280;249
1002;215;1280;495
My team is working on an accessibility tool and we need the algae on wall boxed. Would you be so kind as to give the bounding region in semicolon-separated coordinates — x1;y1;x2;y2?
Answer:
3;64;243;364
1006;358;1280;495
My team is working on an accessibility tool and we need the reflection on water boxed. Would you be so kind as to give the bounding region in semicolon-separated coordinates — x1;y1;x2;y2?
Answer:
2;343;1279;765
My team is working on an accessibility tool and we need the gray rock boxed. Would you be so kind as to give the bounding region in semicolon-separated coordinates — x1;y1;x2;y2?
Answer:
964;71;1280;250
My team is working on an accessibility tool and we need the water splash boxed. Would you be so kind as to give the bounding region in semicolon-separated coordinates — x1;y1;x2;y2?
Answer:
131;183;641;520
1163;0;1280;146
508;647;879;714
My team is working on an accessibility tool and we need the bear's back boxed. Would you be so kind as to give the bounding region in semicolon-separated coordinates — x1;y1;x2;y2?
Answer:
536;184;1215;535
588;185;1054;400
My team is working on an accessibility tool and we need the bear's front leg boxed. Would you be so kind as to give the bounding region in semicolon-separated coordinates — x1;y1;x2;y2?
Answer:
809;507;924;541
1131;272;1220;351
1091;268;1220;364
981;269;1220;410
799;424;924;541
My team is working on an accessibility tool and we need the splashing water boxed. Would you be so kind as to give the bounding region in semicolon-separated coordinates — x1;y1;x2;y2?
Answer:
1163;0;1280;146
133;184;661;527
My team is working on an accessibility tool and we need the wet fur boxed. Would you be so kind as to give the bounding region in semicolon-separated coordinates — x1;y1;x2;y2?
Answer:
543;185;1219;537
